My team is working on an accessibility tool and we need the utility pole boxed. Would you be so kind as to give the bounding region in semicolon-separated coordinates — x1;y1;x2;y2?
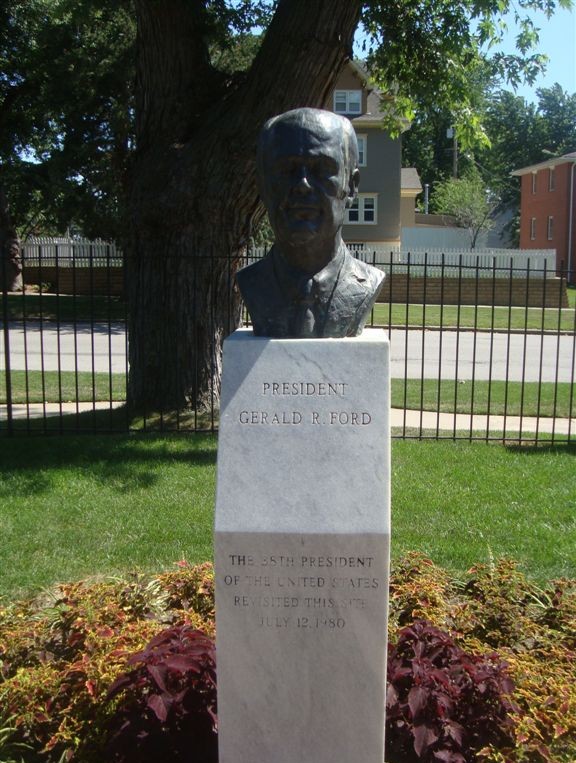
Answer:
447;127;458;178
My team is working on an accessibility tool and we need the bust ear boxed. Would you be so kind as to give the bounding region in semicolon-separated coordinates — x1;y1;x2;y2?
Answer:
346;168;360;208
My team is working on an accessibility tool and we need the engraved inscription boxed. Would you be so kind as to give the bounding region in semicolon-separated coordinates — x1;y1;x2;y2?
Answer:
221;551;383;631
262;382;348;396
235;379;374;426
238;410;372;425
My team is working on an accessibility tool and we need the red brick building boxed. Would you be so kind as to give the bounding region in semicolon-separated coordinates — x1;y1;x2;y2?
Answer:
512;151;576;283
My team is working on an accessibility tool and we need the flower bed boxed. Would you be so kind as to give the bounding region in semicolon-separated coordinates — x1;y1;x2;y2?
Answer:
0;555;574;762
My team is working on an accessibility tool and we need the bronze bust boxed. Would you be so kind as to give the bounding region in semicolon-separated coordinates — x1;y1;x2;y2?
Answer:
237;107;385;338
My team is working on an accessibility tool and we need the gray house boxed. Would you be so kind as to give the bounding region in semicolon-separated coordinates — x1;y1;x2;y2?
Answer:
323;61;405;248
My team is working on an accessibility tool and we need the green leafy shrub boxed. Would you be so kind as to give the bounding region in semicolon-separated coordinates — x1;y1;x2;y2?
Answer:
388;552;456;632
0;563;215;762
537;578;576;645
0;710;31;763
454;558;550;648
388;557;576;763
157;561;215;631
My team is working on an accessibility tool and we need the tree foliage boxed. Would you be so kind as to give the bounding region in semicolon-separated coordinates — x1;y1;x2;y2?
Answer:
400;58;497;192
403;82;576;244
2;0;571;241
2;0;574;409
360;0;571;140
0;0;135;241
431;169;497;248
480;84;576;205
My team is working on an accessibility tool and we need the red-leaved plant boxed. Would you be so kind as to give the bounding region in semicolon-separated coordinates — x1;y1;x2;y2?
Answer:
105;625;217;763
386;620;518;763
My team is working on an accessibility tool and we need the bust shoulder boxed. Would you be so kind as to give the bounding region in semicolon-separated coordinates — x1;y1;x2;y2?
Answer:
341;251;385;293
237;254;274;290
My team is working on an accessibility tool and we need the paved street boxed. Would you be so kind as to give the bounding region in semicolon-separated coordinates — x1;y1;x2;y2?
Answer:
0;321;127;374
389;328;576;382
1;322;575;383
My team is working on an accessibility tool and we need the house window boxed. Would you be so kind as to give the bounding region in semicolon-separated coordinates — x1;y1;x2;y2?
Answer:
334;90;362;115
549;167;555;191
363;196;376;222
530;217;537;240
547;216;554;240
345;194;378;224
531;173;537;194
356;134;367;166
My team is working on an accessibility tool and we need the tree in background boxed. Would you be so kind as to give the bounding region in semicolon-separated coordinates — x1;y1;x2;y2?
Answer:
401;56;497;193
127;0;574;414
0;0;135;245
404;84;576;215
431;169;497;249
2;0;570;410
0;188;21;291
473;85;576;242
480;85;576;204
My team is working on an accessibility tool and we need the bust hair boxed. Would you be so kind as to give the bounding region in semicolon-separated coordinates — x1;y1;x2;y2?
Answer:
256;107;359;180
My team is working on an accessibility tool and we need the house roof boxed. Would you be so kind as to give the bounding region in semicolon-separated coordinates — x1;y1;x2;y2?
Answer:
347;59;373;91
401;168;422;193
340;59;411;132
350;89;411;132
511;151;576;176
350;90;385;123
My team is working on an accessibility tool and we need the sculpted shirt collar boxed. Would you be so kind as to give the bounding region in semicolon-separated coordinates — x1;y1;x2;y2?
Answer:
271;243;346;303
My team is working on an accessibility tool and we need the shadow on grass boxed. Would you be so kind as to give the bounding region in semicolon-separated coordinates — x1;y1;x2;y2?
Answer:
504;440;576;455
0;417;217;497
390;428;576;448
1;403;219;435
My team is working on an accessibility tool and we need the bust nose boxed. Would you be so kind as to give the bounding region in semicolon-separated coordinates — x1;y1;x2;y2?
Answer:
293;165;313;194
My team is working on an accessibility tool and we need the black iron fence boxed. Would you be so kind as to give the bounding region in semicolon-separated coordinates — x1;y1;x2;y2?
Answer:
1;248;575;444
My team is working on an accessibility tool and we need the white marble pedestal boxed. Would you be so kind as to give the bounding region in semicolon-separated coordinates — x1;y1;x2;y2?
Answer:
215;328;390;763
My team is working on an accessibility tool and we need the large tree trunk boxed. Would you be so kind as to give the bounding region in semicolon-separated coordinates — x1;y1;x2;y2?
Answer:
0;187;22;292
127;0;362;414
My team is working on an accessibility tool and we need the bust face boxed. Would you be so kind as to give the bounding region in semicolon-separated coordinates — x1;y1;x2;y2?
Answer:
259;110;358;257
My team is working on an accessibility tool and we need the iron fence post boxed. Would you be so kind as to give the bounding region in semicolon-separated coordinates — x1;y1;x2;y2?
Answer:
2;250;14;434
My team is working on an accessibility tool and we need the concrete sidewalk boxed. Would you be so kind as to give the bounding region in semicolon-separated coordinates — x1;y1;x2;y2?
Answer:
1;401;574;436
390;408;575;436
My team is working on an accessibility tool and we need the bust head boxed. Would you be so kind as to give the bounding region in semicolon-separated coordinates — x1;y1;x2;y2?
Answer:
257;108;360;272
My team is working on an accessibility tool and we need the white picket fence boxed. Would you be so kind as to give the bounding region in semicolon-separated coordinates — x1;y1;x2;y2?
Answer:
346;245;557;279
22;237;123;267
22;237;557;279
249;245;557;278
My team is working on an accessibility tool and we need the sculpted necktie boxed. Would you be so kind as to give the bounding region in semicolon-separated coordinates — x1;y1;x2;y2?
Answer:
298;278;316;337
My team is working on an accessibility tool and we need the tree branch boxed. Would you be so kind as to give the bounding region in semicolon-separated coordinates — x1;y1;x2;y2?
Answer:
0;79;38;131
241;0;362;122
201;0;364;233
131;0;363;240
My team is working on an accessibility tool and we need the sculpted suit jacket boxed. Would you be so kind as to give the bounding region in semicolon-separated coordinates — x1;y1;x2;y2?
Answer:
237;245;385;338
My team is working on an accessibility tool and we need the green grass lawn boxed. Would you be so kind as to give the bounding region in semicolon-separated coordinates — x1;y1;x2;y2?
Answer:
0;434;574;600
392;379;575;419
0;370;126;404
371;301;576;332
2;289;575;330
2;372;573;420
